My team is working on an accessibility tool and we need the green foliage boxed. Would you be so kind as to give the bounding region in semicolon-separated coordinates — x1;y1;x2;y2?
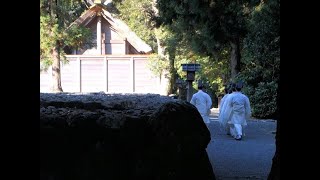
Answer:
40;58;52;72
112;0;157;51
243;81;278;119
65;25;92;48
40;0;91;68
153;0;260;95
147;53;169;77
155;0;259;56
40;15;60;57
112;0;280;118
238;0;280;119
195;48;231;97
174;50;230;97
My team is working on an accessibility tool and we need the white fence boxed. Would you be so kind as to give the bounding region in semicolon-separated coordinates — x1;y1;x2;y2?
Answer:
40;55;167;94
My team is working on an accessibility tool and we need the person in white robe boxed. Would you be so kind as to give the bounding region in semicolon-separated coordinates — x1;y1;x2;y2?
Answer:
225;82;251;140
218;85;232;134
190;84;212;125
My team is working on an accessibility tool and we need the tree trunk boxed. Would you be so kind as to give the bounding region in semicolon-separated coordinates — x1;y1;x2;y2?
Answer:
156;36;165;58
155;32;170;95
230;38;241;79
153;0;173;95
167;50;176;95
49;0;62;92
51;45;63;92
155;29;175;95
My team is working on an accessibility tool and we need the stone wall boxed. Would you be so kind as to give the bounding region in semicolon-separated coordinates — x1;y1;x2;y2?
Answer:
40;92;215;180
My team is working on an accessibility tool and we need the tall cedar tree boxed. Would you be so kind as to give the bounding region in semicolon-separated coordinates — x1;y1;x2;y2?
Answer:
155;0;260;79
40;0;91;92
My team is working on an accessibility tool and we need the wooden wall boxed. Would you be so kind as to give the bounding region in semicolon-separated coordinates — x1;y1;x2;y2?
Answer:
40;55;166;94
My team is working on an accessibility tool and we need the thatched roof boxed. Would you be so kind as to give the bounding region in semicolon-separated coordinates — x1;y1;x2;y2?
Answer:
70;4;152;54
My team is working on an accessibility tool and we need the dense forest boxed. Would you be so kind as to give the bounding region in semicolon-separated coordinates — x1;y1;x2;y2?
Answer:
40;0;280;119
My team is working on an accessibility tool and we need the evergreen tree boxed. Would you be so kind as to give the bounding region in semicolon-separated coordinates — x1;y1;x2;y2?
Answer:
239;0;280;118
40;0;91;92
113;0;179;95
155;0;260;79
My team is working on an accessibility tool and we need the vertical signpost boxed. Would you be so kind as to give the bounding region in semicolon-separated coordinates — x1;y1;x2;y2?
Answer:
181;63;201;102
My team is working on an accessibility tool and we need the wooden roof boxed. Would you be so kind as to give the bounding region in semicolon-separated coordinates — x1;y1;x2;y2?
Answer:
70;4;152;54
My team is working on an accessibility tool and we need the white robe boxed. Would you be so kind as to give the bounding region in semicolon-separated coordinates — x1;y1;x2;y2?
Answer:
218;93;231;128
190;90;212;124
226;92;251;127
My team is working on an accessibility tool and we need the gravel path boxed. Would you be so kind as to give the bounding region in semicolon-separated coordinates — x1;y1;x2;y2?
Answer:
207;108;276;180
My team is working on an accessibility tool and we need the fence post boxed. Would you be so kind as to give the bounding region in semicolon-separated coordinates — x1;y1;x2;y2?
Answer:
104;56;108;92
77;57;81;92
130;57;135;92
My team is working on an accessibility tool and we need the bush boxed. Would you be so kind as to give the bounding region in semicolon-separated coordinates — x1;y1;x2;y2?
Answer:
242;81;277;119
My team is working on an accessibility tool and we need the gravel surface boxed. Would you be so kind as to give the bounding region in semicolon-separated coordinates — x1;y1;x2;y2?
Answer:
206;118;276;180
40;92;178;109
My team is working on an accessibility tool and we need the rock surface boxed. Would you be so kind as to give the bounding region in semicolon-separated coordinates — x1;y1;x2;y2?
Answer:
40;92;215;180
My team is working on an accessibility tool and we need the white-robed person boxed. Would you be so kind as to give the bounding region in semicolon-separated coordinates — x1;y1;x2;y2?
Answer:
190;84;212;125
218;85;233;135
224;82;251;140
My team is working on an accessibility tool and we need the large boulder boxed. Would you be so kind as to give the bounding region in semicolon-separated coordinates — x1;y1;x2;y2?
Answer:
40;92;215;180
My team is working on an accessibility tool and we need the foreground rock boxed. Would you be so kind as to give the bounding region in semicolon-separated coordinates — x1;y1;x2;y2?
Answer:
40;93;215;180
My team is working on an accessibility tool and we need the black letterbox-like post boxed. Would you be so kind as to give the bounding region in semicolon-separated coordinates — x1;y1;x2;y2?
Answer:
181;63;201;101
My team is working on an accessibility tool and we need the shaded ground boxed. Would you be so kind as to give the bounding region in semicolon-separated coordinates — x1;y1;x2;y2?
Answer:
207;108;276;180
